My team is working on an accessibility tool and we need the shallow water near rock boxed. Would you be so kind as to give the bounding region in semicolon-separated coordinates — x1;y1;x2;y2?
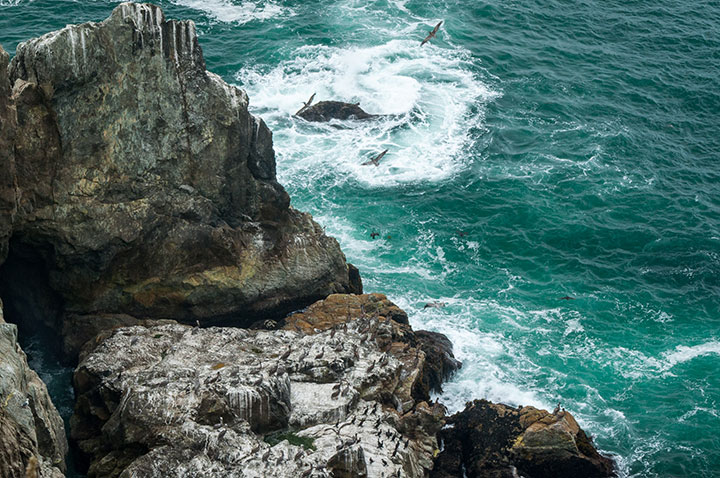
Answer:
1;0;719;477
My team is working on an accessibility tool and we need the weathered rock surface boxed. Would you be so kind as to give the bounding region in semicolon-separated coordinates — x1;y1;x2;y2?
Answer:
0;45;16;265
71;302;449;477
283;293;461;401
297;101;376;122
0;301;68;478
431;399;615;478
0;3;360;345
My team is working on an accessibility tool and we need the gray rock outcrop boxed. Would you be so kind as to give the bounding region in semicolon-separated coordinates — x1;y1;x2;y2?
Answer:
0;301;68;478
0;3;360;351
71;297;448;477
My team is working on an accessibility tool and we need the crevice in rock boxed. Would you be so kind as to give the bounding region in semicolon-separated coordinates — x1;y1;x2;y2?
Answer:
0;236;87;477
0;236;64;342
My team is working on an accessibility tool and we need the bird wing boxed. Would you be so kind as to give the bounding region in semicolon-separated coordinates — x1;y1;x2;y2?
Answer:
373;149;389;162
421;21;443;46
361;159;376;166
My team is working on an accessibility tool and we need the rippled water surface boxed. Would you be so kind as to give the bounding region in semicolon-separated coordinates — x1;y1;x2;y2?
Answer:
2;0;719;476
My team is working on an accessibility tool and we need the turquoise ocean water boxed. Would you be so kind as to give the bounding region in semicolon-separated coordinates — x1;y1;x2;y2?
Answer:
2;0;719;476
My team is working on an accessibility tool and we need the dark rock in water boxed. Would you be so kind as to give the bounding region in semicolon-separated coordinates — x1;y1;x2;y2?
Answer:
0;302;68;478
297;101;375;122
414;330;461;396
431;399;616;478
0;3;360;347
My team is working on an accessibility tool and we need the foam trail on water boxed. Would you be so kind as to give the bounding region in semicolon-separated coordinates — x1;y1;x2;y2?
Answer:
237;39;498;187
170;0;292;24
661;340;720;369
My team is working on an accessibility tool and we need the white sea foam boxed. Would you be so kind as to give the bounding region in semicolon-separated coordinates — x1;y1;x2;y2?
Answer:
662;341;720;368
171;0;291;24
237;39;497;187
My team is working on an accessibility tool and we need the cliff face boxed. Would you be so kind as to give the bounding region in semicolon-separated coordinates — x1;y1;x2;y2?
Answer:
1;3;359;338
0;46;16;265
0;301;68;478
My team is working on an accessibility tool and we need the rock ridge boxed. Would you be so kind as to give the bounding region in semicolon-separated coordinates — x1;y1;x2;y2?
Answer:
0;2;361;354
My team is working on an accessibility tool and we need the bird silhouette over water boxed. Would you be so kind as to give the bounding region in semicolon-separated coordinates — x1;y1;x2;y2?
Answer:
560;296;575;300
421;21;442;46
295;93;316;115
370;231;380;239
362;149;388;166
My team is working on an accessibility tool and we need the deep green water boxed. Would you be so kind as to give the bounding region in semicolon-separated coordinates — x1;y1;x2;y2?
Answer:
2;0;720;476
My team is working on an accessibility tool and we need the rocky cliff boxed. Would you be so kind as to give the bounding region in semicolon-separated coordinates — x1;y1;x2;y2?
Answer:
70;294;450;478
0;3;360;350
0;301;68;478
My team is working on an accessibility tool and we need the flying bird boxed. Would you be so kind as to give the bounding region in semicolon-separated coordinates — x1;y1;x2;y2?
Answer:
421;21;443;46
560;296;575;300
295;93;316;115
302;93;316;108
362;149;388;167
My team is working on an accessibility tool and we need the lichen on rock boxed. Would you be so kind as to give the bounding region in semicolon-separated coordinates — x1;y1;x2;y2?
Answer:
70;296;450;477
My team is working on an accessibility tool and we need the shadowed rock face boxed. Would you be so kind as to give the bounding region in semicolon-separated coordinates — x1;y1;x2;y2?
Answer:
71;303;447;478
0;45;16;265
296;101;375;122
0;3;360;341
431;399;616;478
0;302;67;478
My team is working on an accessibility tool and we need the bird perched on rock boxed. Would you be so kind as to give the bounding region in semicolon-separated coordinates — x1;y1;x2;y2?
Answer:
362;149;388;167
315;349;325;360
421;21;442;46
280;347;292;360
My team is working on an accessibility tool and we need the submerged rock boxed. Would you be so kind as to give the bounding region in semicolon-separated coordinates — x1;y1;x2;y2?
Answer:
0;301;68;478
431;399;616;478
0;3;360;348
71;297;450;477
297;101;376;122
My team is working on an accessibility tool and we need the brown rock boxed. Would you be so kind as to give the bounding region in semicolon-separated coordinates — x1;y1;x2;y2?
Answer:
431;399;615;478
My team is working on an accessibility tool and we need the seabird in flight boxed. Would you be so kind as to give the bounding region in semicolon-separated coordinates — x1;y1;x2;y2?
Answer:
295;93;316;115
362;149;388;166
421;21;443;46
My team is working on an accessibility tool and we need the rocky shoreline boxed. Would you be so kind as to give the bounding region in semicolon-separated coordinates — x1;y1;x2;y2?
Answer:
0;3;615;477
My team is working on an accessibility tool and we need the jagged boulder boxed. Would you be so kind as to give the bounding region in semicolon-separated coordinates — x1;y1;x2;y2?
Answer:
431;399;615;478
0;3;360;345
71;307;449;477
0;301;68;478
284;293;461;402
296;100;375;122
